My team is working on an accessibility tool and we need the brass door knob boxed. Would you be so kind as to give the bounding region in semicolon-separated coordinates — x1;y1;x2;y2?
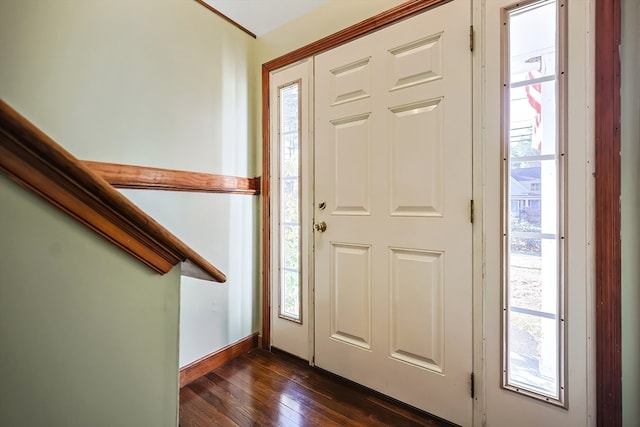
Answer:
313;221;327;232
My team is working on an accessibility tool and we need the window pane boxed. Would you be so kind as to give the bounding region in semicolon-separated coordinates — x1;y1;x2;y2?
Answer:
509;80;557;156
509;1;557;83
282;270;300;318
503;0;563;404
508;311;558;397
282;225;300;270
279;82;302;322
509;238;542;311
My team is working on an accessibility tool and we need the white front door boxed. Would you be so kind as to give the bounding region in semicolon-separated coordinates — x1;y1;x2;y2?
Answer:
314;1;473;425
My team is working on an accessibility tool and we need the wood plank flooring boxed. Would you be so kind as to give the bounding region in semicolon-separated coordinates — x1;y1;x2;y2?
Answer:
180;349;454;427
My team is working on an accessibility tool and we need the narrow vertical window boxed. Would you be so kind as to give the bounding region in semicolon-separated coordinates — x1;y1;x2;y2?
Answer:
278;81;302;322
502;0;566;404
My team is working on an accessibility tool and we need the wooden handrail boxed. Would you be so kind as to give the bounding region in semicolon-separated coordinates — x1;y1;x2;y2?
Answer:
83;161;260;195
0;99;226;283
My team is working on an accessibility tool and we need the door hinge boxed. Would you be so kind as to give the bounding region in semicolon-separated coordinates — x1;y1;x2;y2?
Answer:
471;372;475;398
470;199;474;223
469;25;475;52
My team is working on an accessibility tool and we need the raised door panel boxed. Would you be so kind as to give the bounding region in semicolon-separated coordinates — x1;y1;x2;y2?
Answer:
388;33;443;91
330;243;372;349
330;58;372;105
331;114;372;216
389;248;445;373
389;99;444;217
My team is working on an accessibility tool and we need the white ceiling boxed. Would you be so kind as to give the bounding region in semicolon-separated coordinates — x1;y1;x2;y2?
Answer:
204;0;330;36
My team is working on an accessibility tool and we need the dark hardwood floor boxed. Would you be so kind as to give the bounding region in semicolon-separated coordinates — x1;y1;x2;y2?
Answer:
180;349;454;427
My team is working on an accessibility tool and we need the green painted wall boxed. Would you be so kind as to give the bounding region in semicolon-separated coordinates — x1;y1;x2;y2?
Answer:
621;0;640;424
0;0;259;368
0;175;180;427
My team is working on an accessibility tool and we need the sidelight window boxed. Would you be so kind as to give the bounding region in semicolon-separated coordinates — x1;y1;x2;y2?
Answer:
502;0;566;405
278;81;302;322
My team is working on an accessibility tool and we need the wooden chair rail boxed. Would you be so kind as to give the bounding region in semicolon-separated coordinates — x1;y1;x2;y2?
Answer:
83;161;260;196
0;99;226;283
